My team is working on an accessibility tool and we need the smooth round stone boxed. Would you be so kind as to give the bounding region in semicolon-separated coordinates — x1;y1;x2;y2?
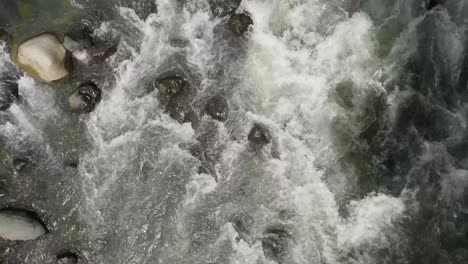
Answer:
0;209;47;241
68;83;102;114
248;124;271;146
15;33;71;82
205;95;228;122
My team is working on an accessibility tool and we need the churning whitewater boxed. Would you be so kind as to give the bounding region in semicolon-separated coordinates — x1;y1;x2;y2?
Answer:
0;0;467;263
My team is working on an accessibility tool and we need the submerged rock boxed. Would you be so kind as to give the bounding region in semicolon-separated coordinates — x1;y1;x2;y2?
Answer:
150;77;187;96
228;13;253;36
262;226;292;261
209;0;241;17
205;95;228;122
13;158;29;172
0;28;8;42
427;0;445;10
85;43;119;63
119;0;157;20
15;33;72;82
63;25;94;53
150;77;197;124
68;83;102;114
0;209;48;241
0;78;19;111
67;161;78;169
57;252;79;264
248;124;271;146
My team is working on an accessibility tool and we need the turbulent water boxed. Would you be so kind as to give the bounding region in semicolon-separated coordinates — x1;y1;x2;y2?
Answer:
1;0;468;263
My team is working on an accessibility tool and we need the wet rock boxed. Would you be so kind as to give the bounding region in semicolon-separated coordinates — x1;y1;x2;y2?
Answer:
0;78;19;111
150;77;187;96
63;25;94;53
0;28;8;42
0;209;48;241
63;25;118;63
248;124;271;146
86;43;119;62
205;95;228;122
57;252;79;264
150;77;197;124
12;158;29;172
427;0;445;10
228;13;253;36
67;162;78;169
15;33;72;82
262;226;292;261
68;83;102;114
209;0;241;17
346;0;360;17
119;0;157;20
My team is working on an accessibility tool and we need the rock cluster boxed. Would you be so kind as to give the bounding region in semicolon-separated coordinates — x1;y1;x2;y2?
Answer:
0;0;272;262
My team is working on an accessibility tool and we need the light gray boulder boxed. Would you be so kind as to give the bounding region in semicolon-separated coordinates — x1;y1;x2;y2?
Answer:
0;209;48;241
15;33;71;82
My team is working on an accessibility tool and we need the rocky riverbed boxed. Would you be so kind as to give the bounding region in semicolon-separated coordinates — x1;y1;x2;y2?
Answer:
0;0;467;263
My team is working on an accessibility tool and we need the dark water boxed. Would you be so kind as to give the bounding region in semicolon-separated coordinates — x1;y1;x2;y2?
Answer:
0;0;467;263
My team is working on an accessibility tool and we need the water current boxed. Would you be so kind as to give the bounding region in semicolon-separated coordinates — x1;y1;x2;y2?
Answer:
0;0;468;263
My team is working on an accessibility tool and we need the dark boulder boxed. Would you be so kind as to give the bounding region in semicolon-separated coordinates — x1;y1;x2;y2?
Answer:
68;83;102;114
205;95;228;122
66;162;78;169
262;226;292;262
427;0;445;10
209;0;241;17
0;77;19;111
248;124;271;146
0;208;48;241
0;28;8;42
150;77;187;97
57;251;79;264
228;13;253;36
150;77;197;124
12;158;29;172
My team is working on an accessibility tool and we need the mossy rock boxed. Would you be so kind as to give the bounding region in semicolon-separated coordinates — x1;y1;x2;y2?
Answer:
228;13;253;36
